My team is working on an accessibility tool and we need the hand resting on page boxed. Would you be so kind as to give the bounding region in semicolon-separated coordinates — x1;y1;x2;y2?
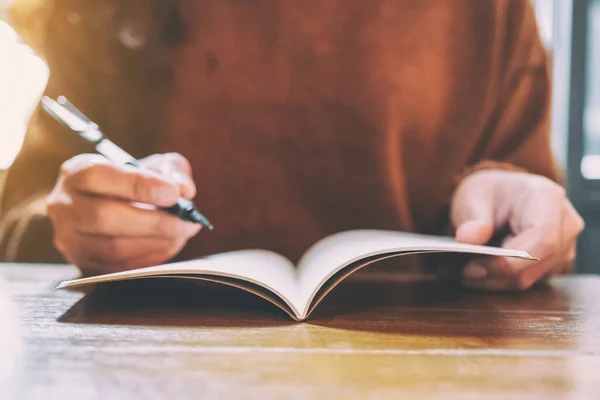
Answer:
451;170;584;291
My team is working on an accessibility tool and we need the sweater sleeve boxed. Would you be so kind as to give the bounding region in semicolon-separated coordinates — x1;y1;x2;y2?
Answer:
426;0;558;249
456;0;559;185
0;2;98;263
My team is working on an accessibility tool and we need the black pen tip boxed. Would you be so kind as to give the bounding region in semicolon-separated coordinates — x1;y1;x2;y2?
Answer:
189;209;213;230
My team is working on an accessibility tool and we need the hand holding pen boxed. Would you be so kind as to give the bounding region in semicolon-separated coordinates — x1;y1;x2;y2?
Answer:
41;96;211;274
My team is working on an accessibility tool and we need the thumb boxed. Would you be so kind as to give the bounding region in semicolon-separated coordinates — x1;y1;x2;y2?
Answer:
451;180;495;245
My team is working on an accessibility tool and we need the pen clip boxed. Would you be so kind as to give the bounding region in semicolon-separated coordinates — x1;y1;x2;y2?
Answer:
41;96;104;143
57;95;98;130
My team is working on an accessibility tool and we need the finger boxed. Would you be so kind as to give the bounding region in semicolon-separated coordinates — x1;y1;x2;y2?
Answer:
48;192;201;238
171;172;196;200
455;221;495;245
479;185;565;277
462;230;551;280
60;231;187;275
478;186;570;282
461;229;558;289
549;200;582;276
74;248;178;276
510;180;564;235
551;241;577;276
563;200;585;240
459;177;580;290
141;153;196;199
451;178;495;245
61;154;180;206
67;233;177;265
503;228;558;265
462;258;554;291
141;153;192;175
461;277;515;291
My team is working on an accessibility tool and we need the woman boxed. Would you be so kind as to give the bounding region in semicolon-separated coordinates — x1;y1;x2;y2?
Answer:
0;0;583;291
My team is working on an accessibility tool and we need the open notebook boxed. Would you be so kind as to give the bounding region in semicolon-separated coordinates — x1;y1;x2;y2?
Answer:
56;230;534;321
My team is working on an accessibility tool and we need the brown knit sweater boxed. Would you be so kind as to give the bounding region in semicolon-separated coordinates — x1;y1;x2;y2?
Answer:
1;0;557;264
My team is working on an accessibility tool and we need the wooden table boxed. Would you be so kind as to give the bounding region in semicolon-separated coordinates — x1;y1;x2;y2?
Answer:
1;264;599;399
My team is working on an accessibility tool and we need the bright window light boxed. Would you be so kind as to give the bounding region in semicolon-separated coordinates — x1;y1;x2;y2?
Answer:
533;0;556;49
0;21;49;170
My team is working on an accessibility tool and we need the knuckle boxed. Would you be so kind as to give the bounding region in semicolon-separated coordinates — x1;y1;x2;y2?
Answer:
129;171;153;201
71;163;111;192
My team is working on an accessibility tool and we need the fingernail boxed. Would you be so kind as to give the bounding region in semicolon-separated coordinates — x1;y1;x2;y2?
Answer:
463;264;488;280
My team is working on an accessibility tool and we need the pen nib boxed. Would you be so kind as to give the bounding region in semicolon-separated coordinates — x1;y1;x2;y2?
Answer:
190;209;214;230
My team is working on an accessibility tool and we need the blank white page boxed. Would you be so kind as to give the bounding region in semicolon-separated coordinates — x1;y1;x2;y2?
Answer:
295;230;534;315
57;249;301;314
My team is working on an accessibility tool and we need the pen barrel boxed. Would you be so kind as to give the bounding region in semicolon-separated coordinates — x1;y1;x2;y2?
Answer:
96;139;139;166
163;198;194;219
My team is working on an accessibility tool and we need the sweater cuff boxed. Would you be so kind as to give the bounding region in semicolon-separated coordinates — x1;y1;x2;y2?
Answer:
454;160;528;187
0;193;64;263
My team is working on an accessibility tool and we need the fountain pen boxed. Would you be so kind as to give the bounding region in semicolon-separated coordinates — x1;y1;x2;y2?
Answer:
40;95;214;230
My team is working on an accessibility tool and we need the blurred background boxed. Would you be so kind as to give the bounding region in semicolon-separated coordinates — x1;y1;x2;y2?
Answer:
0;0;598;273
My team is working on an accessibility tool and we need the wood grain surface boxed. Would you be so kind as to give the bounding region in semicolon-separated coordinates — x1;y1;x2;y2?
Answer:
1;264;599;399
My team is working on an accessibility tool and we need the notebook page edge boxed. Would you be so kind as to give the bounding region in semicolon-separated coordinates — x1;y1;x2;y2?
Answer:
298;244;534;318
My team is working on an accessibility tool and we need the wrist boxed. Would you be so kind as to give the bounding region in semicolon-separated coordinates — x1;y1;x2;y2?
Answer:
455;161;528;189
